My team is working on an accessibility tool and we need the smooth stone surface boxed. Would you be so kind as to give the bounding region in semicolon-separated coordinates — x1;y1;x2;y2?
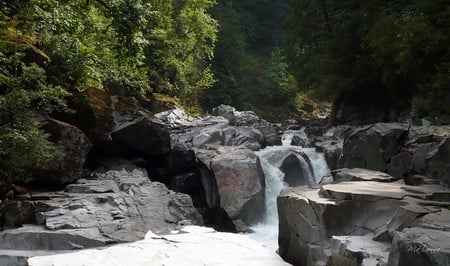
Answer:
332;168;399;183
0;167;203;265
389;228;450;266
331;235;390;266
28;226;290;266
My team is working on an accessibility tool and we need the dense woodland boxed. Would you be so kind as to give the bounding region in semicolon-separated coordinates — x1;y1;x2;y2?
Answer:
0;0;449;194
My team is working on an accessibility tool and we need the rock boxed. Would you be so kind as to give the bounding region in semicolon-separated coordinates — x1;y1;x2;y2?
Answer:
28;226;290;266
277;175;450;266
291;135;307;146
111;116;170;157
167;143;197;175
280;153;315;187
33;117;92;186
154;107;193;128
315;139;343;170
331;235;390;266
0;166;203;264
388;228;450;266
257;125;282;146
342;123;409;172
210;147;265;223
332;168;399;183
421;116;436;126
213;104;260;126
388;126;450;186
413;209;450;232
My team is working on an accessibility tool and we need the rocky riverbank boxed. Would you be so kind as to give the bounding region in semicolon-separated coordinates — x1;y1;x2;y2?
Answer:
277;123;450;266
0;91;449;266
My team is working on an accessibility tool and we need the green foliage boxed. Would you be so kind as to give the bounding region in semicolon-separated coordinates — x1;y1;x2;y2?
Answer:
0;0;219;193
0;21;66;189
285;0;450;116
203;0;296;115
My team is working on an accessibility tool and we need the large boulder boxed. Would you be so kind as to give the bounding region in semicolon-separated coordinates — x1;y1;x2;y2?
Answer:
388;126;450;186
213;104;261;126
33;117;92;186
277;174;450;266
210;147;265;224
0;165;203;264
315;139;343;170
111;116;170;157
389;228;450;266
28;226;290;266
342;123;409;171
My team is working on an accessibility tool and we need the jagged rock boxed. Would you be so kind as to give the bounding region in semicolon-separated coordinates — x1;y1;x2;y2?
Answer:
213;104;260;126
154;107;194;128
413;209;450;232
166;143;197;175
28;226;290;266
342;123;409;171
257;125;281;146
33;117;92;186
0;166;202;264
277;175;450;266
388;228;450;266
315;139;343;170
291;134;307;146
111;116;170;157
332;168;399;183
389;126;450;186
210;147;265;224
331;235;390;266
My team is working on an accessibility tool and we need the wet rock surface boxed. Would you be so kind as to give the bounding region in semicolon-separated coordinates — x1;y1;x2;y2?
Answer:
278;168;450;266
157;106;279;227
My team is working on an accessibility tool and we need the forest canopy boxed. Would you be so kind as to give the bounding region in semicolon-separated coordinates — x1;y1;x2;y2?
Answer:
0;0;449;192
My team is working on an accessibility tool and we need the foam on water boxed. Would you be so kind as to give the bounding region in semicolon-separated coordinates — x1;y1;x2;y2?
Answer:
250;129;330;250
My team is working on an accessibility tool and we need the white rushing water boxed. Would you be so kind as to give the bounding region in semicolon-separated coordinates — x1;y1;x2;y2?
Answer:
249;129;330;250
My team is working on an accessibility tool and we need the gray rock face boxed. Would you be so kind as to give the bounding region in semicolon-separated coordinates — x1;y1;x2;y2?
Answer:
210;147;265;223
389;228;450;266
342;123;409;171
277;171;450;266
332;168;399;183
340;124;450;185
388;126;450;186
34;118;92;186
159;107;276;228
315;139;343;170
213;104;260;126
111;116;170;157
0;167;202;265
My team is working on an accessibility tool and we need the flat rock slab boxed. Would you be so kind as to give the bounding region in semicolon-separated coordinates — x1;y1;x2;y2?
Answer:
331;235;390;266
389;227;450;266
332;168;399;183
0;167;203;265
28;226;290;266
321;181;418;201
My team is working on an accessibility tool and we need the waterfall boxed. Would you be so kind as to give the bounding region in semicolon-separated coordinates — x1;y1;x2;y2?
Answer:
249;129;330;250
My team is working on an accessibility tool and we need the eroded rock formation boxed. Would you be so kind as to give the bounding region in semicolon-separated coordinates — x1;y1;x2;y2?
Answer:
277;168;450;266
0;166;202;265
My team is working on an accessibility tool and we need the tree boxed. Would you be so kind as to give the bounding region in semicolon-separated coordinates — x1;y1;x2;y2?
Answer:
285;0;450;119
